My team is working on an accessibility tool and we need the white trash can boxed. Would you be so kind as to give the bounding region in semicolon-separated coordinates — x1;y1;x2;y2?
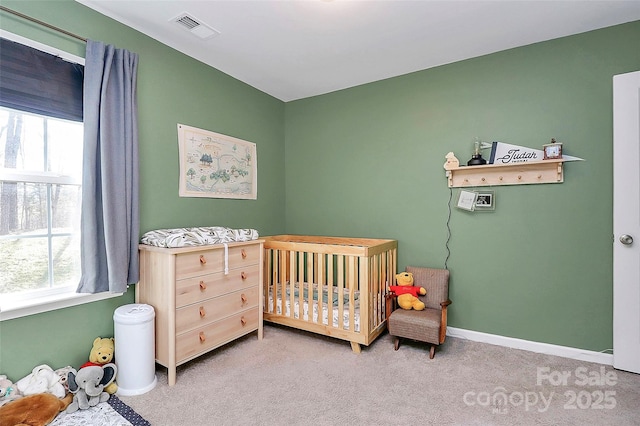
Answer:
113;304;157;396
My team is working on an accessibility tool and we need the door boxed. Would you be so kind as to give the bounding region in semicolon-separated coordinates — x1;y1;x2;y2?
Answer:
613;70;640;374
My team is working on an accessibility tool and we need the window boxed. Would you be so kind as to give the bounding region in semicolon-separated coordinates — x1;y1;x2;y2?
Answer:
0;107;83;299
0;31;119;320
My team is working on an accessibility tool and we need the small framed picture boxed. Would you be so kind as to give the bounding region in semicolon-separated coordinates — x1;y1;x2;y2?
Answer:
456;189;478;211
475;190;495;211
543;141;563;160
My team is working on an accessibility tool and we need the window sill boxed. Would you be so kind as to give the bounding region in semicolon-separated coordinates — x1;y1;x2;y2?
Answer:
0;290;124;321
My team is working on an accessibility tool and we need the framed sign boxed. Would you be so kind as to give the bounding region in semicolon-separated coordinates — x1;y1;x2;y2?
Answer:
177;124;257;199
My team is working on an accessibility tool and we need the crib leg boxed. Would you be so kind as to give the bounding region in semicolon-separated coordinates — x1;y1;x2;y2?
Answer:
350;342;361;354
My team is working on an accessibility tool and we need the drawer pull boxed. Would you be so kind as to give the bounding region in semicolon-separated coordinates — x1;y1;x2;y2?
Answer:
199;332;206;342
240;317;247;326
199;306;206;317
241;249;247;259
199;281;207;291
241;294;247;304
241;271;247;280
199;255;206;265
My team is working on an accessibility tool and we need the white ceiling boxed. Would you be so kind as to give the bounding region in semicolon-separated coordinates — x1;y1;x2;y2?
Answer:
77;0;640;102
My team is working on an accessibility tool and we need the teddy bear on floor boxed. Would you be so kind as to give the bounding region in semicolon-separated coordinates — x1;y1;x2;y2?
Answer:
80;337;118;394
389;272;427;310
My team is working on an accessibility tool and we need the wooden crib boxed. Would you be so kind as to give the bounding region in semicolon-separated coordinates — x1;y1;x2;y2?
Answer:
262;235;397;353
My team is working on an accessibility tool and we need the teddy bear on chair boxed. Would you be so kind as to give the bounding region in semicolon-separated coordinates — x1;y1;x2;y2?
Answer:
389;272;427;310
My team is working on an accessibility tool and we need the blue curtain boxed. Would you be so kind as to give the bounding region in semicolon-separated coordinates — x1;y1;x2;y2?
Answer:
77;40;139;294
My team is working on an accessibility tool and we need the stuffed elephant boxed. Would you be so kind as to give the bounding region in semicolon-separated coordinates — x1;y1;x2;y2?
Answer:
66;363;117;413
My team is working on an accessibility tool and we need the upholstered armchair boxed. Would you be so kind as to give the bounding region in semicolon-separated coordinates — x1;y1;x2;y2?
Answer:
386;266;451;359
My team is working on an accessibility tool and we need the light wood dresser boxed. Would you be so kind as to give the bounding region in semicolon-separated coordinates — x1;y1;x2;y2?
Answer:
137;240;264;386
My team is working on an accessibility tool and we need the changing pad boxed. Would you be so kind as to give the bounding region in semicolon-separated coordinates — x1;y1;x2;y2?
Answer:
140;226;259;248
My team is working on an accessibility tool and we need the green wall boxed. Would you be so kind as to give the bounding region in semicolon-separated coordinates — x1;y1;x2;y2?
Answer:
284;20;640;352
0;0;285;378
1;0;638;381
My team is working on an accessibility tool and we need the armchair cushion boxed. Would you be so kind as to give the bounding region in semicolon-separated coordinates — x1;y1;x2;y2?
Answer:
388;308;441;343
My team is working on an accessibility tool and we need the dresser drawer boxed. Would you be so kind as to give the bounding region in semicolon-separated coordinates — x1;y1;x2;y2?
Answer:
175;288;258;334
175;244;261;279
176;307;259;362
175;264;260;307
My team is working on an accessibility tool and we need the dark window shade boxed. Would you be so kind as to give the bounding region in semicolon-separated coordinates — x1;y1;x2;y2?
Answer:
0;37;83;122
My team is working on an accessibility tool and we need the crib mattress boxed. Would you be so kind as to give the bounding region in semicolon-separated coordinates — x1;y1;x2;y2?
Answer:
267;284;360;332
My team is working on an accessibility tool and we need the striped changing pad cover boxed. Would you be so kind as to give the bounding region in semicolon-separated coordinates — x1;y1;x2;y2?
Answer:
140;226;259;248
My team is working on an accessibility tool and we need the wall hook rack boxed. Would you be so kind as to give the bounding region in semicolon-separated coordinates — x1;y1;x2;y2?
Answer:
443;152;564;188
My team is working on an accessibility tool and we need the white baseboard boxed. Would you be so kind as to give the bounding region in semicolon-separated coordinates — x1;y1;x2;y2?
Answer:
447;327;614;366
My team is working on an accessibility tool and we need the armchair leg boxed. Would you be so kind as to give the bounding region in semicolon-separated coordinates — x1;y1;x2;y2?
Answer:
393;337;400;351
429;345;436;359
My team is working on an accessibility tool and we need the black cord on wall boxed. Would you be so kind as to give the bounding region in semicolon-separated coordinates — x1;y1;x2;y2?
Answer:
445;187;452;270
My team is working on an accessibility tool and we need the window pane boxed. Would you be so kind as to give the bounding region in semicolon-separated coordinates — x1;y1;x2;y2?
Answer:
0;106;83;178
0;237;49;294
0;109;45;172
52;235;81;287
51;184;81;231
1;182;47;234
0;236;80;296
47;119;83;179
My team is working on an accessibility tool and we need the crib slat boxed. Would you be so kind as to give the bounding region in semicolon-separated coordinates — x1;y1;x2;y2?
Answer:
360;254;369;335
347;255;356;333
327;254;334;324
278;250;290;314
307;252;313;323
317;253;325;320
291;250;297;318
267;248;274;313
370;253;378;327
337;255;344;330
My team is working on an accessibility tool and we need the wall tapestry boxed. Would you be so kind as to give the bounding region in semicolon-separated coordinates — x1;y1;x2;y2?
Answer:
177;123;257;199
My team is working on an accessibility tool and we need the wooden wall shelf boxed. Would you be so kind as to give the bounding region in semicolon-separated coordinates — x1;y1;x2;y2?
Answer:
444;158;564;188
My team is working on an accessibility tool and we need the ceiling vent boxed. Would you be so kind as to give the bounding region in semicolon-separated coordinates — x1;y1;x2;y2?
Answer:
172;12;220;40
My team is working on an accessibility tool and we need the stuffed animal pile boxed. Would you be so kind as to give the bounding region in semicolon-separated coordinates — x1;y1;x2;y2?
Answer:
0;365;72;426
0;335;119;425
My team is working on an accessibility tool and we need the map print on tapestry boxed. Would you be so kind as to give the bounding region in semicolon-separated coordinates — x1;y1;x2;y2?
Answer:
177;124;257;199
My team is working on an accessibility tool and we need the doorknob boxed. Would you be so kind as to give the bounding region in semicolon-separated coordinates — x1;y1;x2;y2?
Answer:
619;234;634;245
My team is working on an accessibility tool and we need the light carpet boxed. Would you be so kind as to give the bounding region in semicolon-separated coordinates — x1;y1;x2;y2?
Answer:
119;324;640;426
